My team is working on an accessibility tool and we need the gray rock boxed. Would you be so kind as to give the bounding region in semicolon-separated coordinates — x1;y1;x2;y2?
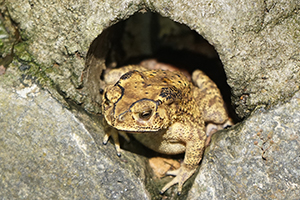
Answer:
1;68;299;199
2;67;299;200
0;69;151;200
188;91;300;199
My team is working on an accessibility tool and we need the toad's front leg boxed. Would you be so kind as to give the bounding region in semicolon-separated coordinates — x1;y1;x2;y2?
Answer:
160;123;206;195
102;119;130;156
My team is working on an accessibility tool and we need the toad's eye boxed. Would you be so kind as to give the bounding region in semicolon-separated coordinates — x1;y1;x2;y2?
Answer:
139;110;152;121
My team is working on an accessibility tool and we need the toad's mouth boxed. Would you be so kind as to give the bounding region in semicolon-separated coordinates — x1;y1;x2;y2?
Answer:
112;118;162;133
117;128;161;133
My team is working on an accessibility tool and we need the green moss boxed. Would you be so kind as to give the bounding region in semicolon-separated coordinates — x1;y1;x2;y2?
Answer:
0;19;15;59
14;42;33;62
3;44;51;91
0;39;4;48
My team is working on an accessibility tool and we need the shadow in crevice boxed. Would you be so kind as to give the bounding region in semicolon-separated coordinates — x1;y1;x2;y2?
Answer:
85;11;239;121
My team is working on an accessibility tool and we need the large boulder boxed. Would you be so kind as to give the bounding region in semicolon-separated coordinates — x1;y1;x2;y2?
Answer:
0;68;153;199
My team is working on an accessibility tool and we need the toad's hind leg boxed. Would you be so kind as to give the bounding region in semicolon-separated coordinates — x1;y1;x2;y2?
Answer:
192;70;229;124
192;70;233;141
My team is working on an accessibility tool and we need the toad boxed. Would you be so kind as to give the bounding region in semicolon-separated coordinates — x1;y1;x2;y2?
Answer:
102;65;232;194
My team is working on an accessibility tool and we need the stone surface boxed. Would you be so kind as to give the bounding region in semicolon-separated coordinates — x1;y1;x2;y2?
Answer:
1;66;299;200
5;0;144;111
188;91;300;199
5;0;300;117
0;68;152;200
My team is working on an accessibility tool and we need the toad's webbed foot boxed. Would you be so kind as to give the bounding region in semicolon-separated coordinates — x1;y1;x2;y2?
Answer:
160;164;197;195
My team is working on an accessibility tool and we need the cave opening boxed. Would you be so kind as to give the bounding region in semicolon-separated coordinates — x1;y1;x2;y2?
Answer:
85;11;236;120
83;11;239;196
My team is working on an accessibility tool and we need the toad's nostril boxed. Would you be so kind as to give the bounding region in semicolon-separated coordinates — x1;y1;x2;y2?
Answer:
118;113;125;122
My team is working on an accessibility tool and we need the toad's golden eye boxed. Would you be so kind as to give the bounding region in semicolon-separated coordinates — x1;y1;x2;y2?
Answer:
139;110;153;121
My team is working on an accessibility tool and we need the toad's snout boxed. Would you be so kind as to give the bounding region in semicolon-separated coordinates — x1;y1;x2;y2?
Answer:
116;111;128;124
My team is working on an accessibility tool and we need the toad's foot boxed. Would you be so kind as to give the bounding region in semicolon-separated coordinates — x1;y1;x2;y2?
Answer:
103;128;130;157
160;164;197;195
205;119;234;146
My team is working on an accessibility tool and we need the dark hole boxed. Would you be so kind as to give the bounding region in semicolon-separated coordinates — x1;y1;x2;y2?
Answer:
99;69;105;81
85;12;241;197
86;11;239;122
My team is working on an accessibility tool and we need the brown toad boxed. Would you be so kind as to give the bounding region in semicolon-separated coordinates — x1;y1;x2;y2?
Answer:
102;65;232;194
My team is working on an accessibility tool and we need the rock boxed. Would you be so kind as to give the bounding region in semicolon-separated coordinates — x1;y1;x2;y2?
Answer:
1;67;299;199
188;91;300;199
0;68;152;200
1;0;300;199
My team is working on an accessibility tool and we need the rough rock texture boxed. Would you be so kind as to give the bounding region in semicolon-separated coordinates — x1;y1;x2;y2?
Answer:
0;68;152;200
188;91;300;199
5;0;144;112
1;68;299;200
5;0;300;117
150;0;300;118
1;0;300;199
